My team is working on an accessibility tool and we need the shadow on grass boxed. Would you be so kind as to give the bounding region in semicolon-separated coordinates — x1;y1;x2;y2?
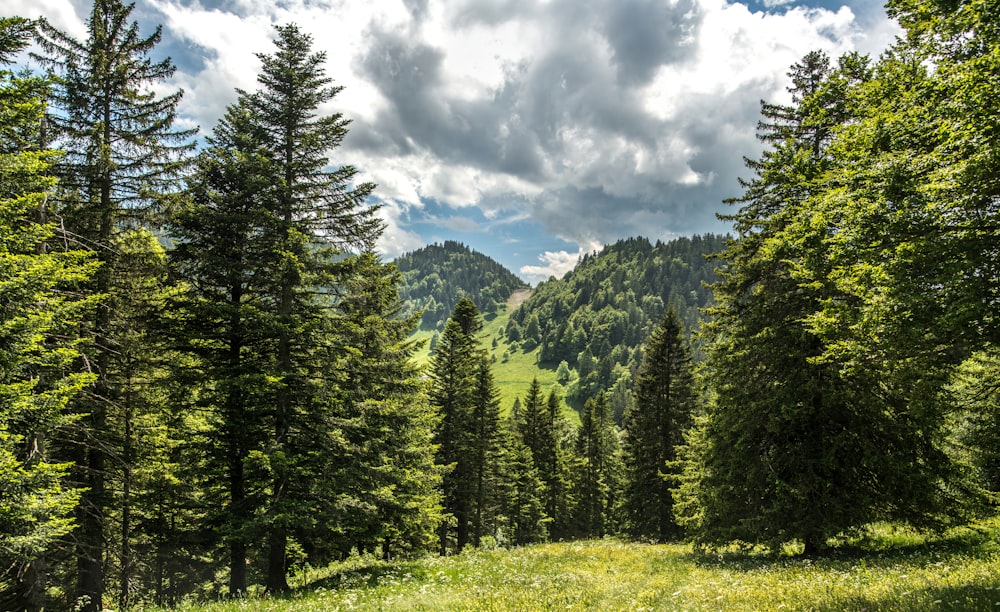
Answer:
689;521;1000;572
820;581;1000;611
289;558;431;596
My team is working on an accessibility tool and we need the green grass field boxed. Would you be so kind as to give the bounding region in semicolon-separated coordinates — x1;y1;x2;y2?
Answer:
159;518;1000;611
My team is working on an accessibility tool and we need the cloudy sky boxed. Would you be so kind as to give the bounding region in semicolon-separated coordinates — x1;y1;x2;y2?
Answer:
12;0;900;282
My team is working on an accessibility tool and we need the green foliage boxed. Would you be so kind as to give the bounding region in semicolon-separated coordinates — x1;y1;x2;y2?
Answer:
0;17;97;608
683;27;991;553
430;298;502;553
622;310;697;542
396;241;528;329
33;2;197;607
571;393;624;538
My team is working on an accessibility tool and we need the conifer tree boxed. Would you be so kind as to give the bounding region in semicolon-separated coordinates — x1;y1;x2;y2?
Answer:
470;359;502;546
676;50;969;554
172;23;383;592
169;95;277;597
318;252;443;559
622;309;696;542
34;3;195;606
429;297;487;552
493;419;548;545
572;392;623;538
240;24;379;592
0;18;96;608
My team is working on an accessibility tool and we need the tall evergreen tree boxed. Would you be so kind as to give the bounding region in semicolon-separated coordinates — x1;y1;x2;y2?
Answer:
470;358;502;547
0;18;96;609
169;95;277;598
492;418;548;545
519;379;555;489
237;24;380;593
572;392;623;538
678;52;851;553
172;23;383;593
317;252;443;560
430;298;486;553
622;309;696;542
678;49;971;554
34;3;195;606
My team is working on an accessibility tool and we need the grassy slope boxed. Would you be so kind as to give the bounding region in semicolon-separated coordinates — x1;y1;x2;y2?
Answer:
409;290;570;422
164;519;1000;611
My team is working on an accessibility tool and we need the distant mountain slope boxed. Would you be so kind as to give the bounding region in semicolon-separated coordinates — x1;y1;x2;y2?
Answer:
506;234;727;414
395;241;529;330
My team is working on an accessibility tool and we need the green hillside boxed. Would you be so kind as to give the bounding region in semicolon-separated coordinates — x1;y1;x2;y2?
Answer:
399;235;727;419
506;234;727;416
396;241;528;330
409;290;564;420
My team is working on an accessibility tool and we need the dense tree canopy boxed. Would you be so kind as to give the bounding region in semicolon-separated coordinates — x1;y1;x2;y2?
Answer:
396;241;528;330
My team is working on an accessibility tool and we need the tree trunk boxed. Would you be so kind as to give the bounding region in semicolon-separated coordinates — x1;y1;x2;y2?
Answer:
265;526;289;594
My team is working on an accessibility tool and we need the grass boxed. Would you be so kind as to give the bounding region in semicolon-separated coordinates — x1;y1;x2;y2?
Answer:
155;518;1000;611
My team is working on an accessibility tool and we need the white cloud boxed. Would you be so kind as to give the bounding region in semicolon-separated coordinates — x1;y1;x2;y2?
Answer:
519;239;601;284
28;0;900;273
7;0;88;39
520;250;581;284
374;199;426;258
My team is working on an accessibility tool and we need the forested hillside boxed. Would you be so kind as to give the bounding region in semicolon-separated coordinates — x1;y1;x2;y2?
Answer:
396;241;528;329
504;235;726;413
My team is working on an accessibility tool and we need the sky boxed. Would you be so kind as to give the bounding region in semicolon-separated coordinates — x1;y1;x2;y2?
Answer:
9;0;901;283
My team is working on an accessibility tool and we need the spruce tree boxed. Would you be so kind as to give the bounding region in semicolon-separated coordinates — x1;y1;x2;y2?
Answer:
623;309;696;542
0;18;96;608
470;358;502;547
676;51;968;553
493;419;548;545
241;24;379;592
34;3;195;606
318;252;443;559
168;96;275;596
172;24;382;592
429;297;494;553
572;392;623;538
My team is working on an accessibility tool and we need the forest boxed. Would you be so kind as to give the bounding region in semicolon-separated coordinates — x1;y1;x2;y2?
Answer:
2;0;1000;610
395;241;528;330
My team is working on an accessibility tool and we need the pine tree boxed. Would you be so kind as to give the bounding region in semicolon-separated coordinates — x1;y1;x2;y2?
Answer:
493;419;548;545
470;358;502;547
623;309;696;542
676;50;969;554
34;3;195;606
172;23;383;593
0;18;96;609
235;24;380;593
317;252;443;560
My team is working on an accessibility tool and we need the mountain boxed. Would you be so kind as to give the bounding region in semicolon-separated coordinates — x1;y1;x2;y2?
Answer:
505;234;727;415
395;241;529;330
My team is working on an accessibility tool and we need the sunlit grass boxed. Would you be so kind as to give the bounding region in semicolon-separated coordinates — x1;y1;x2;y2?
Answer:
156;517;1000;611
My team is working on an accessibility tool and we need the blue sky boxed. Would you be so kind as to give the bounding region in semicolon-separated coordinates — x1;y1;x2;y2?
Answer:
10;0;900;283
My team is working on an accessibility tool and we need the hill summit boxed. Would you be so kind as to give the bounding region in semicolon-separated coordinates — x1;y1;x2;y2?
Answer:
395;240;529;330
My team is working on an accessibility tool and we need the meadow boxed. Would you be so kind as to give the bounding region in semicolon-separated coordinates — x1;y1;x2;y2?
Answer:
158;518;1000;611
